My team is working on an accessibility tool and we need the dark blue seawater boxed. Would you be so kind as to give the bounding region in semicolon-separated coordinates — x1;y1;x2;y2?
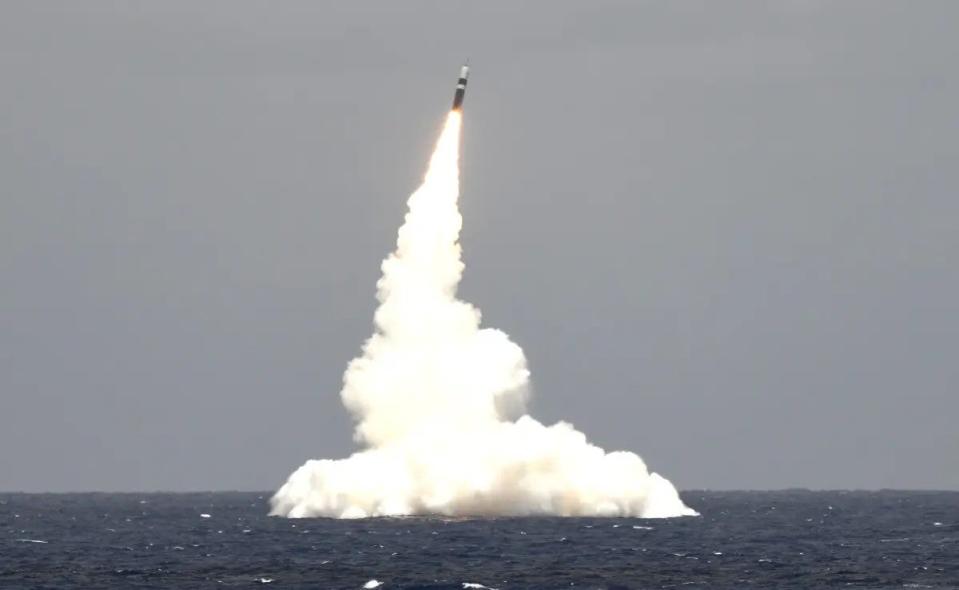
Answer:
1;490;956;589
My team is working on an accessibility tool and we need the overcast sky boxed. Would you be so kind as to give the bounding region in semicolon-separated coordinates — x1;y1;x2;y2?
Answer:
1;1;957;492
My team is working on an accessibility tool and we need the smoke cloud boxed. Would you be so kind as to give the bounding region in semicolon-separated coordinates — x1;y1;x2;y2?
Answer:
270;112;696;519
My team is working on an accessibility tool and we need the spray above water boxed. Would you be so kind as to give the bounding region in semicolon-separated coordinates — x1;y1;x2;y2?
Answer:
270;100;696;519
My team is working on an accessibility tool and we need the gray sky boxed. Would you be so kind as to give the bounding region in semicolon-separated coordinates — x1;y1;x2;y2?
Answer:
2;1;957;492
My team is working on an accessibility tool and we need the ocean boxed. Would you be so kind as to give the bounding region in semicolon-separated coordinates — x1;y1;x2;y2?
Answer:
2;490;956;589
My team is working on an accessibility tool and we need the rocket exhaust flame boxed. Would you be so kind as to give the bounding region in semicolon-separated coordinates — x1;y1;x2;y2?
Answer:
269;78;696;519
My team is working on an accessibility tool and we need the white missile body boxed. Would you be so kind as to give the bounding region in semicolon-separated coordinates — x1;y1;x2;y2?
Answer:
452;64;469;110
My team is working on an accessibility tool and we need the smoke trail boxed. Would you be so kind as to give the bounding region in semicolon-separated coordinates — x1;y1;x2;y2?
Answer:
270;112;696;519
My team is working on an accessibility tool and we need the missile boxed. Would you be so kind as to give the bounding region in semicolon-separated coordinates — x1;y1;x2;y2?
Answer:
451;63;469;111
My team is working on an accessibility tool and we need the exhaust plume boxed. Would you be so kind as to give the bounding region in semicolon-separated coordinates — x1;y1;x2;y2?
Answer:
270;112;696;519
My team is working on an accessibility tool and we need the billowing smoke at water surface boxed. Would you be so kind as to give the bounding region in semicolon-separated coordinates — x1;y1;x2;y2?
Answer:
270;112;696;519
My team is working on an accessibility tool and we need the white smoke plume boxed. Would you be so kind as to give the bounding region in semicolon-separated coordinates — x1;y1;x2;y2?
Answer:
270;112;696;519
